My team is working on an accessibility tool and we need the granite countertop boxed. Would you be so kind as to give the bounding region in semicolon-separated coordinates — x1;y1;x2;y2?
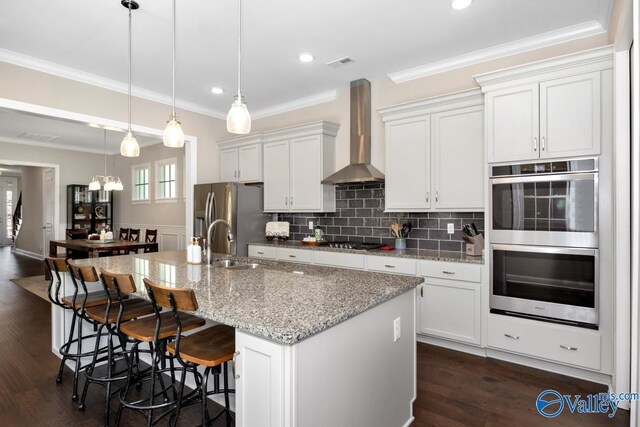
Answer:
74;251;423;345
249;240;485;264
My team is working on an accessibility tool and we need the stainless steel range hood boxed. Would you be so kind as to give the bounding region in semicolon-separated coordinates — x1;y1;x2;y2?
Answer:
321;79;385;184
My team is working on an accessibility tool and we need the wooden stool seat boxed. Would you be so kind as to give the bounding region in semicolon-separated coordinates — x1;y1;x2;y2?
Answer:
62;289;124;309
119;311;205;342
167;324;235;367
84;298;155;324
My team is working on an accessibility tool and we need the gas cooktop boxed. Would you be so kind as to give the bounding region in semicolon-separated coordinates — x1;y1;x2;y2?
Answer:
327;241;383;251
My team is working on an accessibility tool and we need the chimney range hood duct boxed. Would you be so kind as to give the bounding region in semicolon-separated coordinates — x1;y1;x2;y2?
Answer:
321;79;385;184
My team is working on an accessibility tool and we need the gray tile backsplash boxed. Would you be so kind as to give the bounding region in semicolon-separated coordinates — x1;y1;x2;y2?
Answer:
278;183;484;252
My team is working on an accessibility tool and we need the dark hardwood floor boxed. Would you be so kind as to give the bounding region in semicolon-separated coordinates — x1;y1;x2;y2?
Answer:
0;246;630;426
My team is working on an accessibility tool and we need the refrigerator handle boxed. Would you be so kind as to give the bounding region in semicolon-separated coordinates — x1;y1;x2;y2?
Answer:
211;192;217;224
204;192;212;232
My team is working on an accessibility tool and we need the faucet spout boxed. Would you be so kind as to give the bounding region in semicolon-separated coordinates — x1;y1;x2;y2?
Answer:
206;219;235;264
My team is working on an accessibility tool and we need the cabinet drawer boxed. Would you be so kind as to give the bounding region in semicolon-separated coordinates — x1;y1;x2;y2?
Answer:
312;251;365;269
276;248;312;264
366;256;416;275
248;245;276;259
487;315;601;370
419;260;482;283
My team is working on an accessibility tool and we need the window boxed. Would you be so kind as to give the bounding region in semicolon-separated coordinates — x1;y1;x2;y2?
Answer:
156;158;177;200
132;163;150;201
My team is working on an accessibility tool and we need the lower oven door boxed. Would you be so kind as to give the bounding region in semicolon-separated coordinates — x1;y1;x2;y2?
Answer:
490;244;599;326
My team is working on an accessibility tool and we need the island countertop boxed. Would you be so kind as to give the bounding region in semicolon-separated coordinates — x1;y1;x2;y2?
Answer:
74;251;423;345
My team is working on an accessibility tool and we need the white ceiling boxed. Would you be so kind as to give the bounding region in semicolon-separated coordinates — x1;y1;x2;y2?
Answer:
0;0;612;120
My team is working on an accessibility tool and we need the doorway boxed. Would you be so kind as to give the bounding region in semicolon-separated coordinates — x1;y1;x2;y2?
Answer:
0;177;18;247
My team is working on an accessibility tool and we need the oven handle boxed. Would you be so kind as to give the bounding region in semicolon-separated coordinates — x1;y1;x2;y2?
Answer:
490;172;596;185
491;243;598;257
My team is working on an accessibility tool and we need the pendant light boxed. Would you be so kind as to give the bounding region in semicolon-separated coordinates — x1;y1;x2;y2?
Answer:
163;0;185;147
89;130;124;191
120;0;140;157
226;0;251;134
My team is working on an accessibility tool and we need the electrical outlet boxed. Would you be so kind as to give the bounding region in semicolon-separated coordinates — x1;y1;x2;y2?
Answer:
308;221;314;231
447;223;455;234
393;317;401;342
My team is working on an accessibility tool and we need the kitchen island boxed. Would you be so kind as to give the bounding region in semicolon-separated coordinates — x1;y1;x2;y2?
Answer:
58;251;423;427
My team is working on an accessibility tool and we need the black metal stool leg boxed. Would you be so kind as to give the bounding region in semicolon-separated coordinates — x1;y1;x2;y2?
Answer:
72;317;84;401
57;311;76;384
78;322;106;410
223;361;232;427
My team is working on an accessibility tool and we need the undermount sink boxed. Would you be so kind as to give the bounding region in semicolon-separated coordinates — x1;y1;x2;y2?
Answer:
212;259;260;270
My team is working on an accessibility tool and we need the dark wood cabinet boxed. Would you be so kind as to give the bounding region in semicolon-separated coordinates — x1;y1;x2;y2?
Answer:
67;185;114;233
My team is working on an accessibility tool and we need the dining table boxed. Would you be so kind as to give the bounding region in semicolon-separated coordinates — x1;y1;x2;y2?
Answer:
49;238;158;258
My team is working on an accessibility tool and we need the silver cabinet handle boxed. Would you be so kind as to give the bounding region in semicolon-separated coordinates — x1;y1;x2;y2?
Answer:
290;196;293;205
285;196;288;206
426;192;429;203
435;191;439;203
289;254;297;258
234;170;237;178
560;345;578;351
420;287;423;298
232;351;240;379
238;169;241;178
533;137;538;152
541;137;546;151
257;251;264;255
384;264;396;268
442;270;455;275
504;333;519;340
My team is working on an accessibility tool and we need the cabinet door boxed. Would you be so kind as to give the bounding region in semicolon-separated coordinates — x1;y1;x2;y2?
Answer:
385;117;430;211
289;135;322;211
235;330;284;427
486;84;539;163
418;281;481;345
432;106;484;209
540;72;601;159
220;148;239;182
238;144;262;183
263;141;290;212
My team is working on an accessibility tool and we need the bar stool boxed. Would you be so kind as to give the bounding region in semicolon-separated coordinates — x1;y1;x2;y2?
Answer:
78;269;157;426
144;279;236;427
116;279;206;426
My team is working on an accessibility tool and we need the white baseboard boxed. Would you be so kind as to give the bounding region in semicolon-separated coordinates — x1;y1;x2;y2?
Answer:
417;334;487;357
12;247;44;260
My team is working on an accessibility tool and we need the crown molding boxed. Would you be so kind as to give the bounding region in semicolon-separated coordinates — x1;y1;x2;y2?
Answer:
263;121;340;141
378;88;483;122
251;89;338;120
217;133;266;149
387;20;606;84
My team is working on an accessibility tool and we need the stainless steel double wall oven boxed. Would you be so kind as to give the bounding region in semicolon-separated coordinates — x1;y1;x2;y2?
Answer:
489;158;599;328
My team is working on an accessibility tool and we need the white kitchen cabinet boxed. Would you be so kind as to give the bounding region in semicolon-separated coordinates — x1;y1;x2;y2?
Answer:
417;260;482;345
263;121;339;213
385;117;431;210
248;245;277;259
218;134;264;183
432;105;484;209
475;48;612;163
379;89;484;212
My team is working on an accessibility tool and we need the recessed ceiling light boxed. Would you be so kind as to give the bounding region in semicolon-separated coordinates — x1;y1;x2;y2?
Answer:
211;87;224;95
451;0;472;10
299;53;314;63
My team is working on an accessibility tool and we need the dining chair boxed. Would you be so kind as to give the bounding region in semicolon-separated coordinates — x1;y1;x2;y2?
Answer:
144;229;158;253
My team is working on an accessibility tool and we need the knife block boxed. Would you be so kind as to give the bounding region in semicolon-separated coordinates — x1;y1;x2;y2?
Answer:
465;234;484;257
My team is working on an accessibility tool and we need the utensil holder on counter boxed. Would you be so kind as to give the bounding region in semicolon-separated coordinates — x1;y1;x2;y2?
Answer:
395;238;407;250
464;234;484;256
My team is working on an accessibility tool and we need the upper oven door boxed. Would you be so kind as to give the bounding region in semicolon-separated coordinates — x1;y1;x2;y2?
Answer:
490;172;598;247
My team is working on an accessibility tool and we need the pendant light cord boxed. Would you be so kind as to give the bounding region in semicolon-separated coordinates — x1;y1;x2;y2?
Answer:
104;129;107;177
171;0;176;118
128;3;133;133
237;0;242;98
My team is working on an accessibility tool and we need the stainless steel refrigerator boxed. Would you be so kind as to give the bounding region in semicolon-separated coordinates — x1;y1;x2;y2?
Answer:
193;182;268;257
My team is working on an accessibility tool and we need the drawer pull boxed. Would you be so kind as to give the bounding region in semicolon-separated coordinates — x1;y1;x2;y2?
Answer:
442;270;456;275
504;334;520;340
257;251;264;255
232;351;240;379
420;287;423;298
384;264;396;268
289;254;297;258
560;345;578;351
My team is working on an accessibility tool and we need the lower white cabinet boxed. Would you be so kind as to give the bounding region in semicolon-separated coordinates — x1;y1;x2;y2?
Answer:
312;250;365;269
366;255;417;276
248;245;277;259
275;247;312;264
417;260;482;345
487;314;601;371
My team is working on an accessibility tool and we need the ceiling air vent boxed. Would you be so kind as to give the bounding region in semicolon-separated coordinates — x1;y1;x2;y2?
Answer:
327;56;355;68
17;132;59;142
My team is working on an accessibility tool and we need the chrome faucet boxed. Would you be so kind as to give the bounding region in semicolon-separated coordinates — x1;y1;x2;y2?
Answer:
206;219;235;264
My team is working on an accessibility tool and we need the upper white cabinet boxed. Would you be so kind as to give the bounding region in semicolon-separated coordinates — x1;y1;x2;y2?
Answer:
263;121;339;213
379;89;485;212
218;134;264;183
476;46;612;164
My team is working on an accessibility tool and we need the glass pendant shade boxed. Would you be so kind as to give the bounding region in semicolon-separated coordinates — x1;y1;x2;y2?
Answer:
88;178;101;191
163;117;185;148
226;96;251;134
120;131;140;157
